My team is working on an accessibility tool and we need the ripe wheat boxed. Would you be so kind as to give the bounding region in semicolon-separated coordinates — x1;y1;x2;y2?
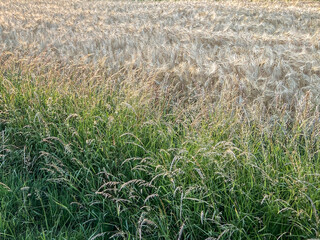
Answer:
0;0;319;113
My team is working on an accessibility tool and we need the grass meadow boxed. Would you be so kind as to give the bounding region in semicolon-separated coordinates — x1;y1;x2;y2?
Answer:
0;0;320;239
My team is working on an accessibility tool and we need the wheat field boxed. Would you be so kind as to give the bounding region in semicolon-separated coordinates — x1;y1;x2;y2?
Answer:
1;0;320;113
1;1;320;239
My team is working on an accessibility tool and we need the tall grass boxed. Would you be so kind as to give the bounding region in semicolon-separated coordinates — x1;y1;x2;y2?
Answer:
1;67;319;239
1;0;320;239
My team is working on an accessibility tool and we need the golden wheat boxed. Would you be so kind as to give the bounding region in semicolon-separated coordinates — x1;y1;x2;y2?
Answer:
1;0;319;114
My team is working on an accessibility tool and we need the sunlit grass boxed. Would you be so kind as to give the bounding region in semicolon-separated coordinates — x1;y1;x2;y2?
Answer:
1;0;320;239
1;70;319;239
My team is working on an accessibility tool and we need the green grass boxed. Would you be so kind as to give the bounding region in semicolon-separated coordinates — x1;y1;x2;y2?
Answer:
0;71;319;240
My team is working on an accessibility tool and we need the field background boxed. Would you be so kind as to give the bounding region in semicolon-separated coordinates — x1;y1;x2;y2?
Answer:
1;0;320;110
0;0;320;239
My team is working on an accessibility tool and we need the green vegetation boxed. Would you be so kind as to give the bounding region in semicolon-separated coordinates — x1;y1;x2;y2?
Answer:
0;71;319;240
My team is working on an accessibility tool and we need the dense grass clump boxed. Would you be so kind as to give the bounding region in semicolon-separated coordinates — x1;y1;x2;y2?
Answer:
0;71;319;240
